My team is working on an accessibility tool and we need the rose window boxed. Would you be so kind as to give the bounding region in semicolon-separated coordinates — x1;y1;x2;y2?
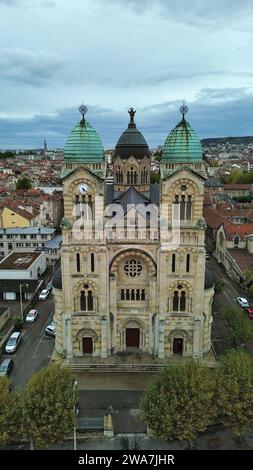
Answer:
124;259;142;278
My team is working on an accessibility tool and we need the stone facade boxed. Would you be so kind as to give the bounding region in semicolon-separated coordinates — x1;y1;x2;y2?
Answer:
53;110;214;363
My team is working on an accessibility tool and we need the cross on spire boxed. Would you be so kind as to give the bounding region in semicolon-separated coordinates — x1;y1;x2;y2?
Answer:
179;102;189;119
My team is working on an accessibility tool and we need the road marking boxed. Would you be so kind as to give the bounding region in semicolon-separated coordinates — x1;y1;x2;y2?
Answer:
31;309;55;357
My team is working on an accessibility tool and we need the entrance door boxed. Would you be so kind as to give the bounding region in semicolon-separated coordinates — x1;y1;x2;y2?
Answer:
82;337;93;354
126;328;140;348
173;338;183;355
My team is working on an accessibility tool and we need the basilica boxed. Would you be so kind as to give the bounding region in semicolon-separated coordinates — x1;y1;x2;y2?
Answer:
52;105;214;362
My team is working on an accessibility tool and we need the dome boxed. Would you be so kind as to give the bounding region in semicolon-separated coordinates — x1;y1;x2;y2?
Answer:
64;117;104;163
114;108;150;159
162;113;202;163
52;265;62;290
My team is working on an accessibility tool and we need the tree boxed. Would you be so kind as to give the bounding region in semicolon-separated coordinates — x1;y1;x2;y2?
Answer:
218;307;253;348
0;377;22;445
150;171;160;184
140;361;216;445
20;365;78;449
16;177;32;190
214;276;225;294
216;349;253;436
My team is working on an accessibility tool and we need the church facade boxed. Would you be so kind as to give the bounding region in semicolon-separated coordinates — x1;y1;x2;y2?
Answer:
52;105;214;361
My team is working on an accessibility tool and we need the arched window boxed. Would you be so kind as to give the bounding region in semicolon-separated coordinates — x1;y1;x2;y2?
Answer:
234;235;239;246
76;253;80;273
186;195;192;220
87;290;93;311
80;287;94;312
80;291;86;311
91;253;95;272
172;253;176;273
173;291;179;311
173;193;192;221
186;254;190;273
172;286;187;312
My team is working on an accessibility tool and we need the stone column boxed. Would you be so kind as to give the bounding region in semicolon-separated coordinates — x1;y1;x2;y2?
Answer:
158;317;165;359
101;317;108;358
63;313;73;360
193;314;203;359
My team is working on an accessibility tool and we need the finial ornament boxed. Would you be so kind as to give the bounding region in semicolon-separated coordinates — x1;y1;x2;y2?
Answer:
179;102;188;119
128;107;136;123
79;104;88;123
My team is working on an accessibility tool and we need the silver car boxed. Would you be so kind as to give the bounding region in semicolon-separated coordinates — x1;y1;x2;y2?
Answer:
5;331;22;353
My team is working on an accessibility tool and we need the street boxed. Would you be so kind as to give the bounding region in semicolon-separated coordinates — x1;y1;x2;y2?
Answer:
1;293;55;387
207;255;253;356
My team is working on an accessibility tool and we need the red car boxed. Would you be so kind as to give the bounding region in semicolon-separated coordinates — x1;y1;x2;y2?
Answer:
245;308;253;319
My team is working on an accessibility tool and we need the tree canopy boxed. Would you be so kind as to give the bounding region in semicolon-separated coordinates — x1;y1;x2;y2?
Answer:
20;365;78;449
16;177;32;190
218;307;253;348
216;349;253;435
140;361;216;443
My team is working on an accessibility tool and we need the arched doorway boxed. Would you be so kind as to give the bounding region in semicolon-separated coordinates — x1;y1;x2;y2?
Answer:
173;338;183;355
126;328;140;348
82;337;93;354
76;328;97;357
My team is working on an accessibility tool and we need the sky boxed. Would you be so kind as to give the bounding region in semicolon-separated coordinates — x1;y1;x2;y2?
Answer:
1;0;253;149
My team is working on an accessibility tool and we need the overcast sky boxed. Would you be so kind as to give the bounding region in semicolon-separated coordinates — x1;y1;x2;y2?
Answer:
1;0;253;149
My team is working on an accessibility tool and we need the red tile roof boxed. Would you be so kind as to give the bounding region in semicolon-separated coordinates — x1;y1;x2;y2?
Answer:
227;249;253;272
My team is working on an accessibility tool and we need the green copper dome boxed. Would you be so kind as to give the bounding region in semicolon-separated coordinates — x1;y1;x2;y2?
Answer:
162;115;202;162
64;119;104;163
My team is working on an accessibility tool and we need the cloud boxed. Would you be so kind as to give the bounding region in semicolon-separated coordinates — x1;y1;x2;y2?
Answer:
0;49;65;86
108;0;253;26
1;88;253;149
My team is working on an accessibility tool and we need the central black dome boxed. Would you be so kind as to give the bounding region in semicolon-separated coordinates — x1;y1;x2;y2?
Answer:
114;108;150;159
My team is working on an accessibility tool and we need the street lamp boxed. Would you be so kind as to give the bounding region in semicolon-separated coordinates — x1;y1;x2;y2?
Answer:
73;380;78;451
20;282;29;323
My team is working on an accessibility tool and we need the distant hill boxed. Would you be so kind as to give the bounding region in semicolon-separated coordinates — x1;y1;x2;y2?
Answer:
201;136;253;145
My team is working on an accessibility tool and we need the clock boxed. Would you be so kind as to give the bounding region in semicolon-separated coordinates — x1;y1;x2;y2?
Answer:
78;183;89;193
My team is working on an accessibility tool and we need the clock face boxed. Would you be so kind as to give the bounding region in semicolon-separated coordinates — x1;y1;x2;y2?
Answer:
78;183;89;193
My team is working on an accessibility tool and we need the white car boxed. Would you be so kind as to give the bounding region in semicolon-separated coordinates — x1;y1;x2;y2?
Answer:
5;331;22;353
236;297;249;308
39;289;50;300
45;321;55;338
25;309;39;323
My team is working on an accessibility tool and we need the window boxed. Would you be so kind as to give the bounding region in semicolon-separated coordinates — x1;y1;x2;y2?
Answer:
76;253;80;272
31;234;36;239
172;254;176;273
173;194;192;221
80;288;94;311
20;235;26;239
234;236;239;246
127;167;137;184
186;254;190;273
173;287;186;312
91;253;95;272
124;259;142;278
8;243;12;251
7;235;12;239
120;288;146;301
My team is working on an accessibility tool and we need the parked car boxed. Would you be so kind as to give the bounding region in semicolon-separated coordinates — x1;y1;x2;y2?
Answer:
0;358;14;376
236;297;249;308
25;309;39;323
45;321;55;338
39;289;50;300
46;281;53;291
5;331;22;353
245;308;253;319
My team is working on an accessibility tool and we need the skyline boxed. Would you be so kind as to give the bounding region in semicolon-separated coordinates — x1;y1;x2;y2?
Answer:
1;0;253;148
